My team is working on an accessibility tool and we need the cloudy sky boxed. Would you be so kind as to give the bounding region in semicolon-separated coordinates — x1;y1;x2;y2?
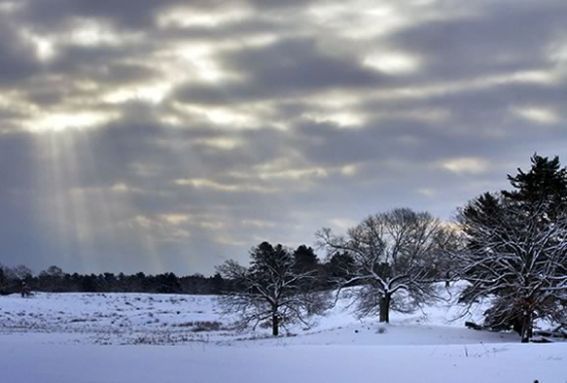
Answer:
0;0;566;275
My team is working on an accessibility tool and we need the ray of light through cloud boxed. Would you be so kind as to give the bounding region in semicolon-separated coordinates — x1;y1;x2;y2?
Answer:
0;0;566;274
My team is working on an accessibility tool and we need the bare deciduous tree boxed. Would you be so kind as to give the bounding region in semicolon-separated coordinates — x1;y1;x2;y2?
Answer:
217;242;327;336
317;208;456;323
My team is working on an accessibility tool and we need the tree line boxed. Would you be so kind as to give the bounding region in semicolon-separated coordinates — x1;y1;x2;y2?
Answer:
0;266;228;295
0;245;370;296
1;154;565;342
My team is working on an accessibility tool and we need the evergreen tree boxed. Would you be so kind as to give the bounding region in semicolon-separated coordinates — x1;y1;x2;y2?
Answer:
503;154;567;218
293;245;319;274
217;241;326;336
326;252;355;280
458;155;567;342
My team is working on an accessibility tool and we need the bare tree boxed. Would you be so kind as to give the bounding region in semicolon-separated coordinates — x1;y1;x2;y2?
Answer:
217;242;327;336
457;193;567;342
317;208;456;323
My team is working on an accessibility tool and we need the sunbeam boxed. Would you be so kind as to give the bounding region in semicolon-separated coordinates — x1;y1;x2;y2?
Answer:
2;0;566;276
32;127;168;273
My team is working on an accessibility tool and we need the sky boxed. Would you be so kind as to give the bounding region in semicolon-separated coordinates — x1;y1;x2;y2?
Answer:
0;0;566;275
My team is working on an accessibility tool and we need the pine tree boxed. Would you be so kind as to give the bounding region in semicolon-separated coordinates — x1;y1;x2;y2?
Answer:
293;245;319;274
458;155;567;342
217;242;325;336
503;154;567;218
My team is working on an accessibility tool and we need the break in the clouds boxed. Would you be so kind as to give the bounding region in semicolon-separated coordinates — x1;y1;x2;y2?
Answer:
0;0;566;274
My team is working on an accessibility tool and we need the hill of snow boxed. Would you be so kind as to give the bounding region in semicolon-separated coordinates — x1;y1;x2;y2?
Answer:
0;282;565;382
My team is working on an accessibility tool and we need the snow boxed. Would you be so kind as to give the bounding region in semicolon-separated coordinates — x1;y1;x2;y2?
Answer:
0;283;565;382
2;337;565;383
0;292;223;344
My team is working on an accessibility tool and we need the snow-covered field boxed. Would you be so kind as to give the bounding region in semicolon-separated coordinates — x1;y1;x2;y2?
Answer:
1;284;565;382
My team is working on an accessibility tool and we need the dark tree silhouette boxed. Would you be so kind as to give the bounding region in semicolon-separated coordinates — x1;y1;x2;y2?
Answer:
217;242;326;336
457;155;567;342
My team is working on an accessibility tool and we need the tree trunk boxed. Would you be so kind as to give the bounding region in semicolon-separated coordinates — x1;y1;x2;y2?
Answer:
379;293;391;323
272;313;279;336
520;311;532;343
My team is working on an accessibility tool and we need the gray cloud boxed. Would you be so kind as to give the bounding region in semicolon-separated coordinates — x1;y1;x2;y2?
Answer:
0;23;41;85
0;0;566;274
174;38;385;105
16;0;182;29
390;2;567;82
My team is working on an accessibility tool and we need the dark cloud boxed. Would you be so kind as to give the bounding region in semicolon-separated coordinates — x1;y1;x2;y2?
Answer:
0;0;566;274
45;44;152;78
0;23;41;85
17;0;179;29
391;1;567;82
0;132;39;190
175;38;384;104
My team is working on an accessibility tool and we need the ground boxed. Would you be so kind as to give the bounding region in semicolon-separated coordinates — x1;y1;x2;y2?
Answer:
0;283;565;382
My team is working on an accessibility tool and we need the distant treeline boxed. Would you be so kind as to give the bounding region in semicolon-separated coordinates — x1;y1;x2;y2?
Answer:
0;245;395;295
0;264;229;295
